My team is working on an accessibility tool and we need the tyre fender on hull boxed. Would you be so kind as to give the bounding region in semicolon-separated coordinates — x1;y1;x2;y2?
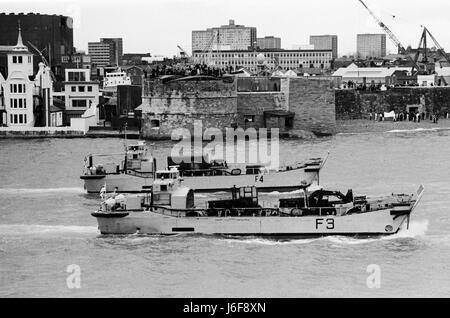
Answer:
80;175;106;180
91;212;129;218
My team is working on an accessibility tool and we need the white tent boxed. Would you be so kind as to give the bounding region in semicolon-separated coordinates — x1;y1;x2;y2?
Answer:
332;63;411;84
384;111;396;121
284;70;298;77
232;68;253;77
271;70;285;77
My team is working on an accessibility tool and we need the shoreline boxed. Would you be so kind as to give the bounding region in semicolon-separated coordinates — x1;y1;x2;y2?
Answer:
335;119;450;135
2;120;450;140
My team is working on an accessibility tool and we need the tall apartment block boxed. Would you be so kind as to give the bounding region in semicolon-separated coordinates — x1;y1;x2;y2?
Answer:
100;38;123;65
257;36;281;50
192;20;257;52
310;35;338;59
357;34;386;59
88;38;123;67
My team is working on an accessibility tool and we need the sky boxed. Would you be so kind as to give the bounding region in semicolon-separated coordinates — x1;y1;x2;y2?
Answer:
2;0;450;57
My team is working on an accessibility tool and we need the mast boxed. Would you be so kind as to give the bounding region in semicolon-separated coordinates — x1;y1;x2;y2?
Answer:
123;122;128;151
357;0;422;74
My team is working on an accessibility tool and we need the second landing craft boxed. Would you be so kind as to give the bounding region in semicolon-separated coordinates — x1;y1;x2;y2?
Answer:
81;141;328;193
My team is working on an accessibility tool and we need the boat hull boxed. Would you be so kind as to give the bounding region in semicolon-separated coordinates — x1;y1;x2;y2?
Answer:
82;168;319;194
93;209;409;237
82;174;154;193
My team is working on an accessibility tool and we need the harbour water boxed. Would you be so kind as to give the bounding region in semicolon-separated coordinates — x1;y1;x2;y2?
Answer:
1;130;450;297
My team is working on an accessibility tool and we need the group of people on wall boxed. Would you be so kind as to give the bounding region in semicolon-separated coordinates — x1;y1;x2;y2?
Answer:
369;111;447;124
149;64;235;79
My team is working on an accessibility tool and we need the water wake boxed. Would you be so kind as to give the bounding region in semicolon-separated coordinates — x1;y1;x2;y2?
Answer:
221;220;430;246
0;224;98;236
222;237;322;246
389;220;429;239
0;187;84;195
387;128;449;134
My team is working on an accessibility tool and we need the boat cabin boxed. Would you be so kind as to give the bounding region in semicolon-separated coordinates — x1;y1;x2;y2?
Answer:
208;186;259;210
151;167;194;209
125;141;153;171
167;154;229;177
83;141;154;177
279;189;354;216
245;165;265;175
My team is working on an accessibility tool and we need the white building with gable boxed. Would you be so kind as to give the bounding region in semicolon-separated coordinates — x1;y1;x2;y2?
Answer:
0;27;35;127
0;26;57;127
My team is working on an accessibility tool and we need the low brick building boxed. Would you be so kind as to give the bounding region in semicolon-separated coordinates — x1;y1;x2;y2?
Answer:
139;75;338;139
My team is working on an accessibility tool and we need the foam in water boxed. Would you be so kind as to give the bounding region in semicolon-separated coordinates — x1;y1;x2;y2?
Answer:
221;220;430;246
221;237;322;246
388;219;429;239
0;224;99;236
387;128;448;134
0;187;84;195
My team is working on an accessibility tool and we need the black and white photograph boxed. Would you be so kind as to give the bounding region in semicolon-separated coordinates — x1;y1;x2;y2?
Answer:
0;0;449;302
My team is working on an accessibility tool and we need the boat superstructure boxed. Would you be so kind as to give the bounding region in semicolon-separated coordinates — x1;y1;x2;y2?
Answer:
81;141;156;193
81;147;329;193
92;170;425;237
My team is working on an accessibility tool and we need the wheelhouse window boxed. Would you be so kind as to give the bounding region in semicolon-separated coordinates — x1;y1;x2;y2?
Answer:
246;165;263;175
156;172;172;179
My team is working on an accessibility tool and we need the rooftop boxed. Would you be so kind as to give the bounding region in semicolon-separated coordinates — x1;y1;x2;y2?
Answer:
193;49;332;53
333;63;411;78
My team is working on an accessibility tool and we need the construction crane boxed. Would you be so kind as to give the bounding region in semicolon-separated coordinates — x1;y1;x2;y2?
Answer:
27;41;57;82
204;30;219;66
358;0;422;74
422;27;450;66
177;45;190;58
411;26;450;82
358;0;405;53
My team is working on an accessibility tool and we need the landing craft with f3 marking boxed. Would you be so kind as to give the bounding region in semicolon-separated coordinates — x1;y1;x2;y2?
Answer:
91;166;425;238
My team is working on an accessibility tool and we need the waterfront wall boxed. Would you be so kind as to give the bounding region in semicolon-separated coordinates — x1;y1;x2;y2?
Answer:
288;77;337;135
0;127;84;138
237;92;287;129
140;79;238;139
140;76;338;139
336;87;450;120
237;77;337;135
